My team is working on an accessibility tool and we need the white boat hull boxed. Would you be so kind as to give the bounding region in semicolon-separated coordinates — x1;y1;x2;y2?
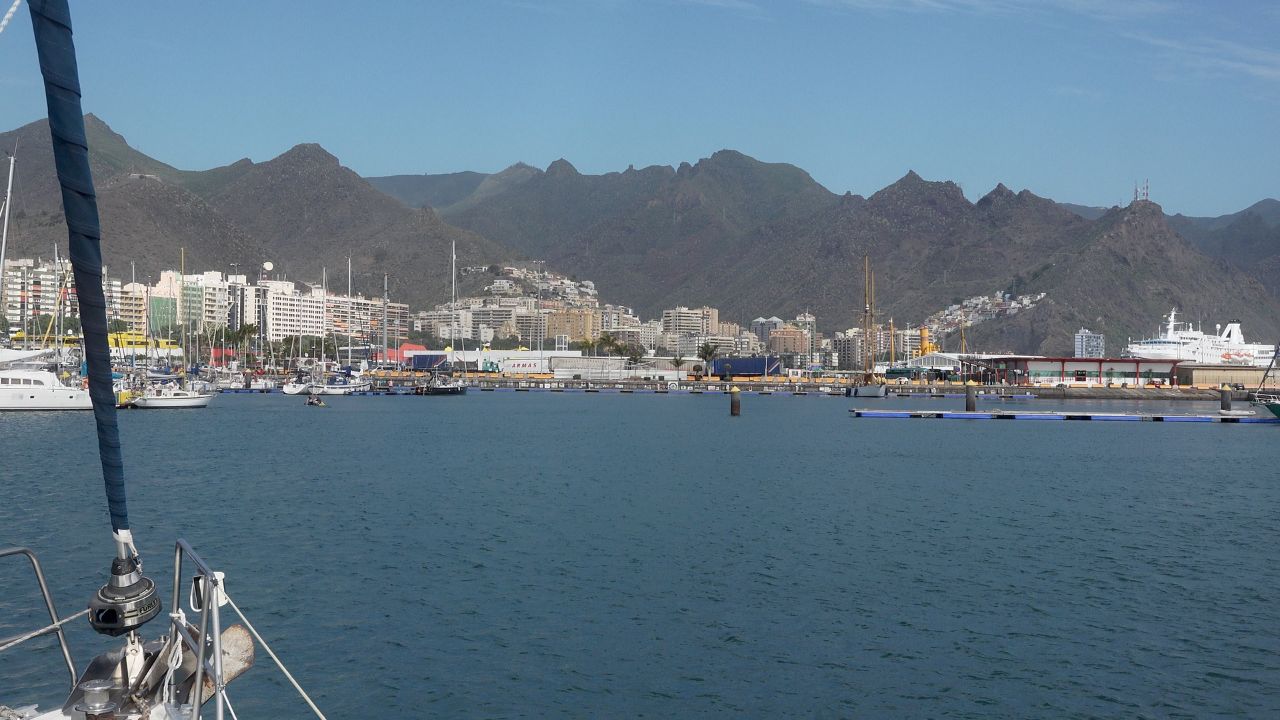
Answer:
0;368;93;410
0;387;93;410
130;393;215;409
309;382;372;395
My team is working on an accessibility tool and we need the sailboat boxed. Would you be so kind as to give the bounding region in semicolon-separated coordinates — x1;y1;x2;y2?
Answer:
1251;347;1280;419
851;255;888;398
1;5;324;717
128;251;215;408
416;241;469;396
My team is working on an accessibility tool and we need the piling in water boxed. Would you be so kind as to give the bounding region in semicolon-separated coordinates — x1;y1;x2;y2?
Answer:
965;386;976;412
730;386;741;416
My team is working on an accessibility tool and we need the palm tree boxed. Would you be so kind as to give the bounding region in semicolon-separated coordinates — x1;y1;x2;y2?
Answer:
599;331;620;356
670;354;686;381
697;341;718;380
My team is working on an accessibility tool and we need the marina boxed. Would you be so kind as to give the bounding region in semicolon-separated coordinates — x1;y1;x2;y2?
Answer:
1;1;1277;718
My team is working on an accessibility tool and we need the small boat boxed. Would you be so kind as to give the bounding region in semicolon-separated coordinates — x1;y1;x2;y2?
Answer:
310;376;372;395
1250;348;1280;418
1254;395;1280;419
414;369;467;396
129;384;216;409
305;394;327;407
249;376;277;391
850;383;888;398
283;371;370;395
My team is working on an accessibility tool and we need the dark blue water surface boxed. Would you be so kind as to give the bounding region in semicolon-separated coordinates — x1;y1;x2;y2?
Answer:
3;392;1278;717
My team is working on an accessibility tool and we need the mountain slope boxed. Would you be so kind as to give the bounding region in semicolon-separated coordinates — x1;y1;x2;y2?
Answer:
2;117;515;306
1;117;266;278
366;171;489;209
441;150;839;313
199;143;513;305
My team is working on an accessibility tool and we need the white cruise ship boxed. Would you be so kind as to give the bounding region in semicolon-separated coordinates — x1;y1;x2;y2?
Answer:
1123;309;1276;366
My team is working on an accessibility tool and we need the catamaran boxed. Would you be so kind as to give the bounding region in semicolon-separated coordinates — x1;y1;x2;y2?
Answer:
1;4;324;717
0;349;92;410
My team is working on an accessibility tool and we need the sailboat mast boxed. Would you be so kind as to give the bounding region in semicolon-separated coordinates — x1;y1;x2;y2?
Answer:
0;154;13;325
382;272;389;367
321;266;327;365
179;247;186;370
347;255;352;367
862;255;871;377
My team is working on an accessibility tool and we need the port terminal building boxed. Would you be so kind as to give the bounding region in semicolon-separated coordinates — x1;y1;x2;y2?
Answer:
979;357;1181;386
985;357;1278;388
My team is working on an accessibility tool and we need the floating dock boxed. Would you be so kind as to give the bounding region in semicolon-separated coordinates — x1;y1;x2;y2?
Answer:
850;409;1279;424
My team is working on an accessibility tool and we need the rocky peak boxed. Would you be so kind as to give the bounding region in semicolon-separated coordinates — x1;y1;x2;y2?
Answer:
545;158;580;177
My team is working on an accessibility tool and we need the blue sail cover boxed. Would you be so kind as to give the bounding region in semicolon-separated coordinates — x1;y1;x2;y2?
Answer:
30;0;129;532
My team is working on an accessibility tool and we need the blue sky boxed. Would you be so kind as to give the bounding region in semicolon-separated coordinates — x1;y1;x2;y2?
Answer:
1;0;1277;216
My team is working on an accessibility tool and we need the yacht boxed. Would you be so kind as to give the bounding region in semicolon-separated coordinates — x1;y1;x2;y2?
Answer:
1123;309;1276;366
0;349;92;411
413;368;468;395
128;383;215;409
0;367;93;410
283;371;370;395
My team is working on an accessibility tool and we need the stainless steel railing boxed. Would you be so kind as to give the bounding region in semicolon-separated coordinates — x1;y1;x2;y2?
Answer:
171;538;227;720
0;546;79;688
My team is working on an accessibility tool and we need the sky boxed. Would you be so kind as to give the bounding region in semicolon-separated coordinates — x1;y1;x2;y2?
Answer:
1;0;1277;216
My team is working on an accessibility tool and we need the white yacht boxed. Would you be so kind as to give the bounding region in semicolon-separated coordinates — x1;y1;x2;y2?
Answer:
0;367;93;410
128;383;215;409
1123;309;1276;366
0;349;93;411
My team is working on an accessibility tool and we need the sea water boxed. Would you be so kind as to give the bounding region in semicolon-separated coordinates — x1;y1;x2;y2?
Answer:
2;392;1278;717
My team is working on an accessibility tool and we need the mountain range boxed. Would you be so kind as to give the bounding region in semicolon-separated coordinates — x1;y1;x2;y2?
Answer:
4;115;1278;355
0;115;506;307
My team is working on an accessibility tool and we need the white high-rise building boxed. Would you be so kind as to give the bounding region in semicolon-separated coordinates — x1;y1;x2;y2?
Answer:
1074;328;1105;358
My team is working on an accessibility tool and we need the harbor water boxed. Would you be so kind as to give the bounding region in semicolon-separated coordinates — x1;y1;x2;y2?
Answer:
2;393;1278;717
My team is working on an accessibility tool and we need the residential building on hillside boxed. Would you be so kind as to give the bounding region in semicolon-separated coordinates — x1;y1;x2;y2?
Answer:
767;325;809;355
750;316;786;342
2;257;121;331
611;320;662;351
118;282;149;331
547;308;600;343
662;306;719;336
675;334;737;358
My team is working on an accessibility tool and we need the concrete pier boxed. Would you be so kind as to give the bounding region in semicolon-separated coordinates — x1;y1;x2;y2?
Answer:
850;408;1279;424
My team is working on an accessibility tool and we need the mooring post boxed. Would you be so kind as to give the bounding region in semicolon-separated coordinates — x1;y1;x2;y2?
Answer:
965;385;976;412
730;386;741;416
1220;387;1232;412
